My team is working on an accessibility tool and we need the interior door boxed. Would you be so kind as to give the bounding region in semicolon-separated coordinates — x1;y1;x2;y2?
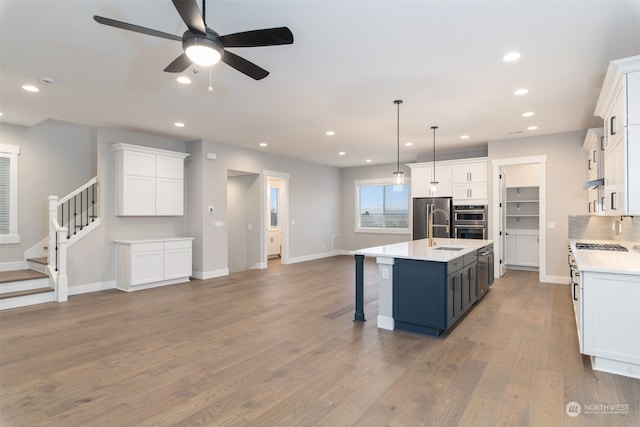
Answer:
499;170;508;276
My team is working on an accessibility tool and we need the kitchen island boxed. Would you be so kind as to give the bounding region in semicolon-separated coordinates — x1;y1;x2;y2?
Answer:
352;238;493;337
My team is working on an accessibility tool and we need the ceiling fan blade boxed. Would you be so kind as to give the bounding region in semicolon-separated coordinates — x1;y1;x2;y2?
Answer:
164;53;193;73
171;0;206;36
93;16;182;42
219;27;294;48
222;51;269;80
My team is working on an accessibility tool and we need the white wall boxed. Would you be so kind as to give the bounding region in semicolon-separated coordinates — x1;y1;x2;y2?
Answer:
503;164;540;187
488;130;589;279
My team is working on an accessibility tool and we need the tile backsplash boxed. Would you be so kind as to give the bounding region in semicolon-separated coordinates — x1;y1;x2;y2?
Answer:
568;215;640;241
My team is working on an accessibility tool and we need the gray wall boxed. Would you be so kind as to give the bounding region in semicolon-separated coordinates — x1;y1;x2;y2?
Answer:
488;130;589;278
227;173;261;273
0;120;96;263
2;120;342;290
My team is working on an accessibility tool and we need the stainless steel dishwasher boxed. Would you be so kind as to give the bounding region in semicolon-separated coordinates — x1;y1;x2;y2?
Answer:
477;244;494;299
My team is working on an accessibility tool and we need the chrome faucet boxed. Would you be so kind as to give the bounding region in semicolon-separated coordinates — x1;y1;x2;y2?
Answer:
428;207;450;247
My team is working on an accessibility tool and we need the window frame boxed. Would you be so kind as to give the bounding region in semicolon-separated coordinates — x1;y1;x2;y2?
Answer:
0;144;20;244
354;178;410;235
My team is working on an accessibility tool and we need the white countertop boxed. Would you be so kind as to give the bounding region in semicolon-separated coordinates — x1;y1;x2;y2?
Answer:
352;238;493;262
569;239;640;275
114;237;194;244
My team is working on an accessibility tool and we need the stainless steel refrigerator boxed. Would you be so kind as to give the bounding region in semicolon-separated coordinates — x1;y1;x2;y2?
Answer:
412;197;453;240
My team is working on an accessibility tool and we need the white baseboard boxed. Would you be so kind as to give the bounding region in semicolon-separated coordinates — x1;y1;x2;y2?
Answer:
287;251;337;264
68;280;116;295
191;269;229;280
543;275;569;284
0;261;29;272
377;315;394;331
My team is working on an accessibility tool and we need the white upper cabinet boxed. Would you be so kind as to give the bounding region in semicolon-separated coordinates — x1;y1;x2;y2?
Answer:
451;160;488;203
594;56;640;215
409;158;486;203
113;143;189;216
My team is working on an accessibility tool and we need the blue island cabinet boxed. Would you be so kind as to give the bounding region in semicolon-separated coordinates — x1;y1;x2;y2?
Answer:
393;252;478;337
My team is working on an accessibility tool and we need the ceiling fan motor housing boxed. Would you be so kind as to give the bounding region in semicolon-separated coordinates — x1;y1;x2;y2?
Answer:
182;28;224;58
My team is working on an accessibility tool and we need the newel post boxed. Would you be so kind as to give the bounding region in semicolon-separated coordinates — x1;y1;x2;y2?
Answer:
48;196;58;271
56;227;68;302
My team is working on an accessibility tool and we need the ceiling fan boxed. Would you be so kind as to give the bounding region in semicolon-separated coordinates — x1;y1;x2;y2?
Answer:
94;0;294;80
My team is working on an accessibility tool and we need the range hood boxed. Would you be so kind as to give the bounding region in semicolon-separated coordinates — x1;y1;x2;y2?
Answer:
586;178;604;189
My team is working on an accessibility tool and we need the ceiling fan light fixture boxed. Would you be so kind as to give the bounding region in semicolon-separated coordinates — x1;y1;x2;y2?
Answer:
185;44;222;66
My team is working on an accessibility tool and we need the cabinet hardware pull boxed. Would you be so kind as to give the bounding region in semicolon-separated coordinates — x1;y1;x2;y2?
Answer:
573;283;578;301
601;196;606;211
588;159;592;170
611;192;617;210
600;136;605;151
592;150;597;162
610;116;617;136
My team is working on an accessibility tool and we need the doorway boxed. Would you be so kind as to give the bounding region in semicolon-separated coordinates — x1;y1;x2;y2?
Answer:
492;156;547;283
263;170;289;268
227;170;261;273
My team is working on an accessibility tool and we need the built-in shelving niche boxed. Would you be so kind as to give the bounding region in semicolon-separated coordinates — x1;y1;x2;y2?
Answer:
506;186;539;230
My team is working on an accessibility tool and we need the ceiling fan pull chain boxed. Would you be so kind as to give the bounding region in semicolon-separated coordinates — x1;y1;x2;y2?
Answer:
209;66;213;91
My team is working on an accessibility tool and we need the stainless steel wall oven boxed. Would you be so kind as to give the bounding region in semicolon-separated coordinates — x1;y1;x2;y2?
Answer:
453;205;487;239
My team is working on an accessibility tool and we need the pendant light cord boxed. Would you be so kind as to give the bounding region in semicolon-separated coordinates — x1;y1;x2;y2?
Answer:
431;126;438;184
394;100;403;173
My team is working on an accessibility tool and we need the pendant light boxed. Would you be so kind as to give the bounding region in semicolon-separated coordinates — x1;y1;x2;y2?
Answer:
393;100;404;190
430;126;439;195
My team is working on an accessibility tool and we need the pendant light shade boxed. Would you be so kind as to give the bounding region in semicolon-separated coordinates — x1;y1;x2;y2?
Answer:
430;126;439;195
393;100;404;190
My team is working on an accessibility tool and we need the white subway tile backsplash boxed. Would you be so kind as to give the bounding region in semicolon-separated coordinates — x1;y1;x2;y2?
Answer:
568;215;640;242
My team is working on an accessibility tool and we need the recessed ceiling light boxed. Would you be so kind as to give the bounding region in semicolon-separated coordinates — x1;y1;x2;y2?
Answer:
326;131;335;136
460;135;470;140
527;126;538;131
22;85;39;92
174;122;185;127
338;151;346;156
404;142;413;147
522;111;535;117
177;76;191;84
259;142;268;147
365;159;372;163
503;52;521;62
514;88;528;95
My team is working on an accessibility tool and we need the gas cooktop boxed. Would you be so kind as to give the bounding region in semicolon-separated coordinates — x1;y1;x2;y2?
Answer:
575;242;628;252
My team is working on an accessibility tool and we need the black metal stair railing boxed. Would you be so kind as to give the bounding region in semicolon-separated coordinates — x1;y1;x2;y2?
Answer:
57;180;98;240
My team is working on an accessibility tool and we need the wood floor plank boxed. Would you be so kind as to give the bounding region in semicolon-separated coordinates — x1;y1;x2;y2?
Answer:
1;256;639;426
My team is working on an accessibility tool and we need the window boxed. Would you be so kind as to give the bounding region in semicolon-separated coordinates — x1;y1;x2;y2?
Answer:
268;177;281;228
355;179;409;233
0;144;20;244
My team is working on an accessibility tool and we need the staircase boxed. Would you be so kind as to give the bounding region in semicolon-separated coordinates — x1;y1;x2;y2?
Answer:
0;177;100;311
0;265;53;310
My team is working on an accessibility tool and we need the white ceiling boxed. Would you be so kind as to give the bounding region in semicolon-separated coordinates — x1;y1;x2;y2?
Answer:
1;1;639;168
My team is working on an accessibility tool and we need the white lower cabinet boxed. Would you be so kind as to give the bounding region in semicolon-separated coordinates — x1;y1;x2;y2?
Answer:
582;270;640;379
505;231;539;268
115;238;193;291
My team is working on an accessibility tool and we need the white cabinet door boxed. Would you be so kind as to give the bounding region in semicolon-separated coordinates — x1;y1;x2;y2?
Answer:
518;235;539;267
434;165;453;197
469;182;487;200
411;166;432;198
505;235;517;265
452;164;470;183
121;175;155;215
468;162;487;183
156;155;184;179
164;240;192;280
130;242;164;286
122;150;155;177
452;183;469;200
156;178;184;216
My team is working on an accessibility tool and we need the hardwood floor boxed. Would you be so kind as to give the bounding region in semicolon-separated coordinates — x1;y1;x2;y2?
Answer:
1;256;638;426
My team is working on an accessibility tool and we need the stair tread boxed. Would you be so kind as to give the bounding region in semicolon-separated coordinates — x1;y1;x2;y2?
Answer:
0;287;54;300
28;257;48;265
0;269;48;284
